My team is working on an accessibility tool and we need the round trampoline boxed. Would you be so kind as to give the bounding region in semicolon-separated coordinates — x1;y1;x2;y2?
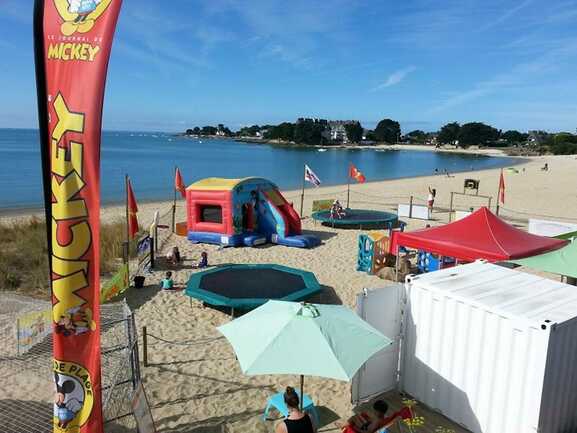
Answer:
312;208;398;229
185;264;321;311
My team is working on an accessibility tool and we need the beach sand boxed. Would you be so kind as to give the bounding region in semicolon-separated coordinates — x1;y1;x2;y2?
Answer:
116;155;576;432
2;153;577;432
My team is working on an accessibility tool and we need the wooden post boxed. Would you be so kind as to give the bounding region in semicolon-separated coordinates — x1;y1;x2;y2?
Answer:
449;192;454;222
150;237;155;270
142;326;148;367
300;165;306;218
300;374;305;411
409;196;413;218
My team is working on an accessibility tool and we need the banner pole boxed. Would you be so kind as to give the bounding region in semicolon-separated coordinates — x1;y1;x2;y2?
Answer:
125;174;130;263
346;164;351;209
33;0;51;260
172;166;177;232
300;165;305;218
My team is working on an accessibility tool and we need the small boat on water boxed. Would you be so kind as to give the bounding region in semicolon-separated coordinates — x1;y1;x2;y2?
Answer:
318;148;327;152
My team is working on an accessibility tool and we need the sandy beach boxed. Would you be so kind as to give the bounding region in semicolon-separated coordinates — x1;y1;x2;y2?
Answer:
115;154;575;432
2;153;577;432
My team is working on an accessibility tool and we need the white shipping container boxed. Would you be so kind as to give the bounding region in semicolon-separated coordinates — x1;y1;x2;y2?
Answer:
353;261;577;433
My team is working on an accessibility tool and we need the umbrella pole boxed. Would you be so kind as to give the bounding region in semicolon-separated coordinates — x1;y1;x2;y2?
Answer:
300;375;304;411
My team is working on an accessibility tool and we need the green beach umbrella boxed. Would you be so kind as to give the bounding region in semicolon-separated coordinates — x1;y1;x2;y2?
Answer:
217;300;392;408
511;239;577;279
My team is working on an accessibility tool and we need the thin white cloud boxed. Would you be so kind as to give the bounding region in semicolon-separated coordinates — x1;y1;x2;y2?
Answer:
372;66;416;91
429;37;577;114
480;0;533;31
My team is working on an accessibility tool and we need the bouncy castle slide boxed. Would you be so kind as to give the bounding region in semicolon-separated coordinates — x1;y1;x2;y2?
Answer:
261;190;321;248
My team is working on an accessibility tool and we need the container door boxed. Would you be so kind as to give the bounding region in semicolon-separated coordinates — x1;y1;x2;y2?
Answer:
351;285;403;404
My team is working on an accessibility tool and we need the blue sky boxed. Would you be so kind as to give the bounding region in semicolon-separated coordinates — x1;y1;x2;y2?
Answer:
1;0;577;133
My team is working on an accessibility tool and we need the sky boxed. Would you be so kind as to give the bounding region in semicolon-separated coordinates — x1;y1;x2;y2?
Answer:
1;0;577;133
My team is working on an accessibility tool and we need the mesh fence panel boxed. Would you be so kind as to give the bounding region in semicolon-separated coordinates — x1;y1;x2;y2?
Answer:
0;294;140;433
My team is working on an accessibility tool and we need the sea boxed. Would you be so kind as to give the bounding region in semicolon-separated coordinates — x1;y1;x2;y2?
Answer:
0;128;516;210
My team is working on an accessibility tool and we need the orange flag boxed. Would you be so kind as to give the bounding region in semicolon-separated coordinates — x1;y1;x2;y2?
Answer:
498;170;505;205
349;163;366;183
127;177;139;239
175;167;186;198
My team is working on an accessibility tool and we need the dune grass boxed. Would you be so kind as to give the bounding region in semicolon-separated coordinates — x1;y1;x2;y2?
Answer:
0;218;131;299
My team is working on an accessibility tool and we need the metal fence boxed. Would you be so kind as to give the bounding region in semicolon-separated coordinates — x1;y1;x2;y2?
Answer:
0;294;140;433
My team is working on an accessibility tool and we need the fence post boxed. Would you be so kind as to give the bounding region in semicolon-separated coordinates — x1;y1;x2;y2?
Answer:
149;237;155;270
142;326;148;367
449;192;454;222
409;196;413;218
171;203;176;233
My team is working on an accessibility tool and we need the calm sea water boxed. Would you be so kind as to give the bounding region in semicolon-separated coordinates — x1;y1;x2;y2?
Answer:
0;128;515;209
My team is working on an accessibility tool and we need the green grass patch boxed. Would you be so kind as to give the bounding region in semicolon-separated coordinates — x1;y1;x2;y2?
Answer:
0;218;132;299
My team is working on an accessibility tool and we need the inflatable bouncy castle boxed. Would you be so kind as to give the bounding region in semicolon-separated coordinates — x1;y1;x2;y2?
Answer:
186;177;320;248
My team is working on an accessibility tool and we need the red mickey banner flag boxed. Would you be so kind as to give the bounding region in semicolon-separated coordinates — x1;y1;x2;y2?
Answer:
33;1;123;432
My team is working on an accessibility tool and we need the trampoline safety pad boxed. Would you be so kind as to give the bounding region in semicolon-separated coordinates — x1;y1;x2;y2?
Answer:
185;264;321;310
312;208;398;229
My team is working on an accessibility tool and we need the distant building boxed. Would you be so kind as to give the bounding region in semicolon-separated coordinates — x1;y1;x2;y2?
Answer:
327;120;357;144
527;130;549;145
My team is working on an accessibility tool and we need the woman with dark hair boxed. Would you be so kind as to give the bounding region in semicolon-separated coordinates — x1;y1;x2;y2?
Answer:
275;387;316;433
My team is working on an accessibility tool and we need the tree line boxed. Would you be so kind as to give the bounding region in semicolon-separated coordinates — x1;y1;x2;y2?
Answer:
184;119;577;154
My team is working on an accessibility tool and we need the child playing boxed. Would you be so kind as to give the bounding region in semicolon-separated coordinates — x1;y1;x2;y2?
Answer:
196;251;208;269
343;400;412;433
160;271;175;290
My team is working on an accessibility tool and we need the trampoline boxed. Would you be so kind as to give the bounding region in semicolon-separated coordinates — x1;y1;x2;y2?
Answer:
185;264;321;311
312;209;398;229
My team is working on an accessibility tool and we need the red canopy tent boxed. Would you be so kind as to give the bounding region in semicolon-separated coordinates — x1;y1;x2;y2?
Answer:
395;207;566;262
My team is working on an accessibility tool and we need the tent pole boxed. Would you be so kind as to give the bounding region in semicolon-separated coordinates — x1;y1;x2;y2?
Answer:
395;246;400;282
300;375;304;411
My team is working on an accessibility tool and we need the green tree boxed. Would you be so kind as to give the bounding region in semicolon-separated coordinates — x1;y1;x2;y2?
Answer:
374;119;401;143
406;130;426;143
438;122;460;144
238;125;261;136
185;128;193;135
458;122;500;147
294;119;326;145
264;122;295;141
344;122;363;143
502;130;527;144
192;127;201;135
201;126;217;136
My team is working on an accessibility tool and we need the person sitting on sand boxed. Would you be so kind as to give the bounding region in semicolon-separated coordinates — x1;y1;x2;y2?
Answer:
195;251;208;269
343;400;412;433
542;163;549;171
160;271;175;290
275;387;316;433
166;246;181;266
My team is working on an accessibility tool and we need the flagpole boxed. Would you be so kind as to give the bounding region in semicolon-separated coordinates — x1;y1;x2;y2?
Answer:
172;166;177;233
496;169;502;215
125;174;130;266
300;165;306;218
346;163;351;209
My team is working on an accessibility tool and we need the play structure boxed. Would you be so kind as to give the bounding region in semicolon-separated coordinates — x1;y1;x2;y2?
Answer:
395;207;566;265
185;264;321;311
186;177;320;248
357;226;405;275
312;209;398;229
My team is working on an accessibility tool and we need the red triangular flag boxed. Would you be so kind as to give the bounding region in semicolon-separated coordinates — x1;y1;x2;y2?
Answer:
127;178;139;239
175;167;186;198
349;163;366;183
498;170;505;205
